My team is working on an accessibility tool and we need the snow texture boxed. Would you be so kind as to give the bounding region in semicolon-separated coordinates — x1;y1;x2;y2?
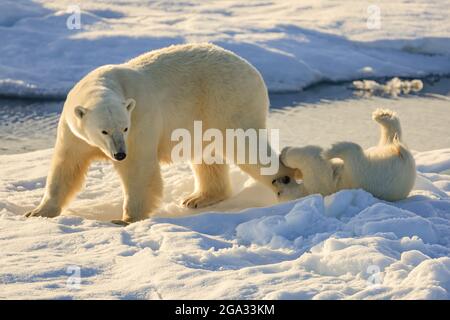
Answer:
1;146;450;299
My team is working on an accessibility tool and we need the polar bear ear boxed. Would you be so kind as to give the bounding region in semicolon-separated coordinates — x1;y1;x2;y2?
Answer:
74;106;87;119
125;98;136;113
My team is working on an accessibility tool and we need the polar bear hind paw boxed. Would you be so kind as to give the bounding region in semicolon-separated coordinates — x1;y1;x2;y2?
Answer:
182;192;227;209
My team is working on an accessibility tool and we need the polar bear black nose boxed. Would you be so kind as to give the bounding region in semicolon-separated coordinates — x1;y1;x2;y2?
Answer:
114;152;126;161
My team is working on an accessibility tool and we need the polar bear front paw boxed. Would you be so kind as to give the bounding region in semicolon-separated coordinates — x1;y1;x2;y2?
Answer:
182;192;227;209
111;219;130;226
24;205;61;218
273;178;308;202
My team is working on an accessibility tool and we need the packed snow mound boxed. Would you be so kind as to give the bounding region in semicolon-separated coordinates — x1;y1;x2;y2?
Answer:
1;148;450;299
1;0;450;97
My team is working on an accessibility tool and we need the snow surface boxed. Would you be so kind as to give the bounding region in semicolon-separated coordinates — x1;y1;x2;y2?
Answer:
1;0;450;97
1;141;450;299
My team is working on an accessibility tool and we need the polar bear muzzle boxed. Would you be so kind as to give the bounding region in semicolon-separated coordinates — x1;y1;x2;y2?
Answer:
108;131;127;161
114;152;126;161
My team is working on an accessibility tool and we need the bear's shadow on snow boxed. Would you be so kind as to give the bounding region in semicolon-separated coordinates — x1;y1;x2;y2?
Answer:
88;9;125;19
7;177;46;192
0;0;53;28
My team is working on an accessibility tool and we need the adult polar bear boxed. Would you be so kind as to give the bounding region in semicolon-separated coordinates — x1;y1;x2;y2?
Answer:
25;43;294;224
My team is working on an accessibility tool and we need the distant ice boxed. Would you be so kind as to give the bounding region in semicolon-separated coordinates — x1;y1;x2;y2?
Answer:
0;0;449;97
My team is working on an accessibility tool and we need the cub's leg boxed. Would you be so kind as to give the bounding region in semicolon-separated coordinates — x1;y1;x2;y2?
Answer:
372;108;402;145
182;163;232;209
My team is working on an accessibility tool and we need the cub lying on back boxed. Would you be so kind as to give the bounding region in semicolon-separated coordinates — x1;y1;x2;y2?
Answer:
275;109;416;202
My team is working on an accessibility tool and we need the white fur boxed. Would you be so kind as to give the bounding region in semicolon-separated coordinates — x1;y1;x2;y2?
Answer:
276;109;416;202
25;43;294;223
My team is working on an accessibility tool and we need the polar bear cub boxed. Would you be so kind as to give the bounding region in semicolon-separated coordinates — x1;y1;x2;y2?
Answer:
275;109;416;201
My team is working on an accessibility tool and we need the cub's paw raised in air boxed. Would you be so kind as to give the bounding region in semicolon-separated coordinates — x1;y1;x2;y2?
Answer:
372;108;397;122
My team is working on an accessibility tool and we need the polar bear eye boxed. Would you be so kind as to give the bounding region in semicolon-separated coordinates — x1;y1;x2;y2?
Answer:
101;130;108;135
124;128;128;132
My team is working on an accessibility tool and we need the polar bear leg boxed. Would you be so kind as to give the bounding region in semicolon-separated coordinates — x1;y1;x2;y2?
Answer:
114;153;163;223
25;134;94;218
183;163;232;209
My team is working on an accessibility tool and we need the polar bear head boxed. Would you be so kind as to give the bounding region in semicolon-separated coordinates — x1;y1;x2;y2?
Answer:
67;90;136;161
